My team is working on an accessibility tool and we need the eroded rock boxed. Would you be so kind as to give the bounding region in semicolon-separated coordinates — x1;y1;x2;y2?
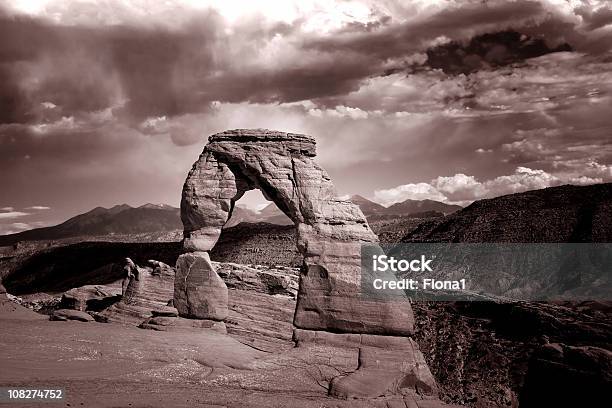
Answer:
214;262;299;297
177;129;414;335
139;315;227;334
101;259;175;324
174;252;228;320
59;285;122;311
51;309;94;322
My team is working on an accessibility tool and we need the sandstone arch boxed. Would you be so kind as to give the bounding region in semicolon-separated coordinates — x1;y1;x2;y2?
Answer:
175;129;414;336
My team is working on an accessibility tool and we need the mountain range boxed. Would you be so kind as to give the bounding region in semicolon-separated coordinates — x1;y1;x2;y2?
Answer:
0;196;458;246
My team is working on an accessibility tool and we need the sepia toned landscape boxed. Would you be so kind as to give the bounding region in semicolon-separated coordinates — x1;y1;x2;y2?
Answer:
1;1;611;407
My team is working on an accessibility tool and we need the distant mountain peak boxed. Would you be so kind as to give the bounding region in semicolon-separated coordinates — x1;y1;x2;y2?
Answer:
385;198;461;215
138;203;176;210
108;204;132;213
348;195;461;218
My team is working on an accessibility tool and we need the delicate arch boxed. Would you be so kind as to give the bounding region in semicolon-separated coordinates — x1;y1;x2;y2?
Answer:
175;129;414;336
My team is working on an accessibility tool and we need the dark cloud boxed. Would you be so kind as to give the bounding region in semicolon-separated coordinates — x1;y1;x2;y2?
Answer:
1;0;611;233
1;0;610;127
424;30;572;75
0;6;377;127
576;4;612;31
303;1;549;60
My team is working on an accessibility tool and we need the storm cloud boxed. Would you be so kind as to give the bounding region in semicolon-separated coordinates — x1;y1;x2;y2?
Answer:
1;0;611;232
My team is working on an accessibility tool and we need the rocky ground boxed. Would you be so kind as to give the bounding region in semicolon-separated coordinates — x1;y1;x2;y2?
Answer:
1;267;454;408
4;258;610;407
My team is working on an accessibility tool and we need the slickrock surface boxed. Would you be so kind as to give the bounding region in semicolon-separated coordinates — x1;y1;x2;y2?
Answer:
0;281;459;408
178;129;414;336
139;314;227;334
294;330;438;399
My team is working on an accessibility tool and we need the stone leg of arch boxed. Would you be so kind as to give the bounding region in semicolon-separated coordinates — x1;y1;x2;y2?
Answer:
293;217;415;337
173;150;239;321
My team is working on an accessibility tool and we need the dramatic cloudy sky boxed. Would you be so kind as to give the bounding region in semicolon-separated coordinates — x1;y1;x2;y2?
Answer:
1;0;612;234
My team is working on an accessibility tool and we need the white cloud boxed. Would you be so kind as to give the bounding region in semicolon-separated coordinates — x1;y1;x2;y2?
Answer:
0;207;14;211
0;222;33;235
24;206;51;210
6;222;31;231
432;173;487;202
373;165;611;206
0;211;30;220
309;105;373;119
374;182;447;206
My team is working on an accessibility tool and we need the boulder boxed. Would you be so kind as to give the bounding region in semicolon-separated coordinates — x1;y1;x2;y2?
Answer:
100;259;175;325
174;252;228;321
139;315;227;334
50;309;94;322
59;285;122;311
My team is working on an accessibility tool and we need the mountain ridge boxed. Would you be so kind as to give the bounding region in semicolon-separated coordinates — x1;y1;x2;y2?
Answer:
0;196;461;246
401;183;612;243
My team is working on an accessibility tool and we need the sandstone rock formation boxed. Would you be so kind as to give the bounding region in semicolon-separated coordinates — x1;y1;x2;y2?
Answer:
58;285;122;311
50;308;95;322
214;262;299;297
294;329;438;398
174;252;228;320
177;129;414;335
101;259;175;324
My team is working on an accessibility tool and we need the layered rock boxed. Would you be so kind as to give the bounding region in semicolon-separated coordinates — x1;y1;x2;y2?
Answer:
177;129;414;336
101;259;175;324
294;329;454;406
214;262;299;297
